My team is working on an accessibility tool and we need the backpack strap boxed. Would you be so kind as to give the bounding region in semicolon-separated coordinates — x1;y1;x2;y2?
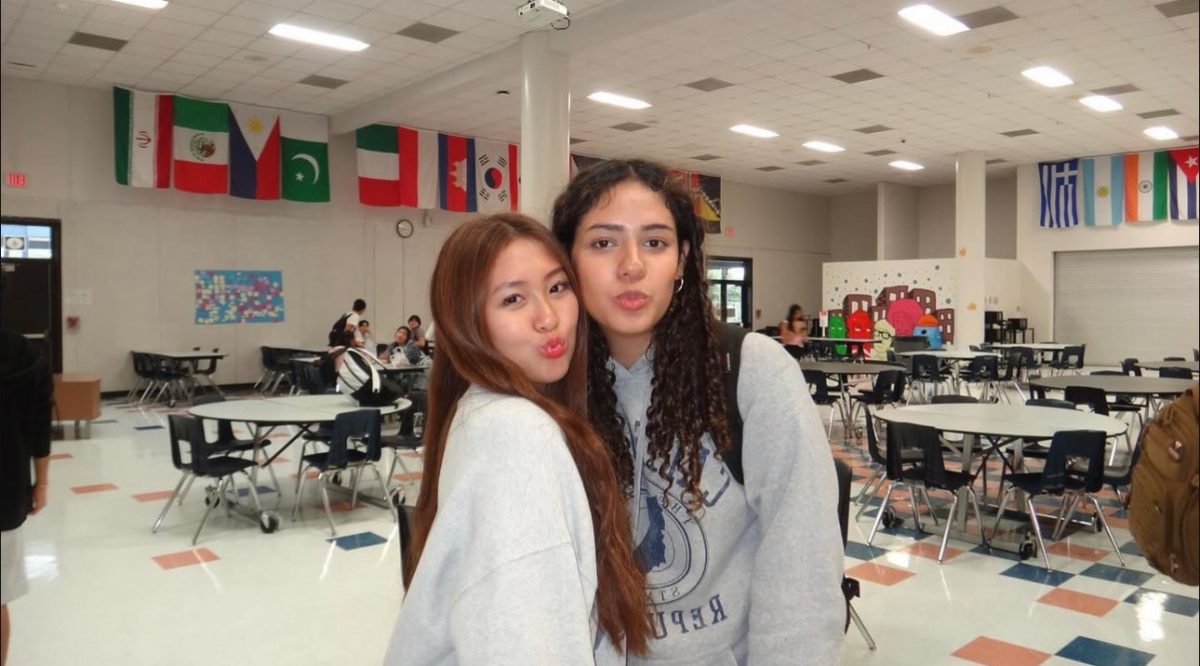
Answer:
719;323;749;485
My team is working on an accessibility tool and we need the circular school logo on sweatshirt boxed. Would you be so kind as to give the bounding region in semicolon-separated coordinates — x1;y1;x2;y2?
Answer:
633;483;708;603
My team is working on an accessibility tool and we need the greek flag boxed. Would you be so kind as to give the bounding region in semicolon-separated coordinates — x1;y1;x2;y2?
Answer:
1039;159;1080;228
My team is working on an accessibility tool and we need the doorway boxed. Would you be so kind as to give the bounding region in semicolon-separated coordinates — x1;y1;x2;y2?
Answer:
706;255;752;328
1;217;63;372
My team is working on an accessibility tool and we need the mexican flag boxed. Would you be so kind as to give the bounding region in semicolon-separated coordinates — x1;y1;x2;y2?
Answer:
172;95;229;193
280;112;329;203
113;87;173;188
356;124;438;207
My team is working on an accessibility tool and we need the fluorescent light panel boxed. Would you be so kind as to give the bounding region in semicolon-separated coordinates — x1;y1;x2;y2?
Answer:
1144;126;1179;141
1079;95;1122;112
586;91;651;110
898;5;969;36
730;124;778;138
269;23;368;52
1022;66;1073;88
802;140;845;153
890;160;925;171
112;0;168;8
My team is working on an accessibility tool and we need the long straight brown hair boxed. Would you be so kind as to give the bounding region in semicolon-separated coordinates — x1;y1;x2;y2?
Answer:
405;213;650;654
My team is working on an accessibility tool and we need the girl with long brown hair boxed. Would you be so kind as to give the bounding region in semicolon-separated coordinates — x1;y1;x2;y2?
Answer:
552;160;843;665
384;214;649;664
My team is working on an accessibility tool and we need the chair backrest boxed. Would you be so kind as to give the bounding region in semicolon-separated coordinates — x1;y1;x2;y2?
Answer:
195;348;219;374
861;405;886;468
1121;358;1142;376
965;355;998;380
1026;397;1076;410
298;362;329;394
169;413;221;475
802;369;833;404
999;351;1023;381
399;390;429;435
166;414;193;471
870;370;905;402
260;346;275;368
891;421;952;487
931;394;978;404
910;354;940;380
1041;430;1108;493
328;409;383;467
1064;385;1110;415
191;393;238;443
1091;370;1124;376
1193;348;1198;362
1060;345;1085;369
1164;356;1186;361
1159;367;1192;379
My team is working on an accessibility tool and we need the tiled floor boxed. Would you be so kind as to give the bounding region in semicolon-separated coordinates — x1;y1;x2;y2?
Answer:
7;386;1198;664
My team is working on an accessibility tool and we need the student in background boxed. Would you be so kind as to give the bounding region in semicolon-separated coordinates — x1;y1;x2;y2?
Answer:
552;159;843;665
386;214;649;665
406;314;428;350
778;304;810;346
357;320;378;358
383;326;422;366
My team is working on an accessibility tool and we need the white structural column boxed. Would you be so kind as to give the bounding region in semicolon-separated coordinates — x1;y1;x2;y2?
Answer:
519;31;570;224
955;151;987;347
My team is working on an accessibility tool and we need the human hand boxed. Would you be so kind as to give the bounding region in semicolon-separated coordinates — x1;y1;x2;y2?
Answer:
30;484;47;515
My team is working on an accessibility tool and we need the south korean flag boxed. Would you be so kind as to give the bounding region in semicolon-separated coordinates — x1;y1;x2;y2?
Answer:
475;140;519;213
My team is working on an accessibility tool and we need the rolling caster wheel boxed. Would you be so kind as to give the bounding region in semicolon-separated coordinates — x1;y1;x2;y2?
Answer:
1092;513;1103;534
881;508;900;529
259;512;280;533
389;489;405;511
1019;539;1037;561
203;486;220;508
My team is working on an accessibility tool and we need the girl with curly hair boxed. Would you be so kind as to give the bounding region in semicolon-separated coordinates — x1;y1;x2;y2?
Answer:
386;214;650;664
552;160;843;665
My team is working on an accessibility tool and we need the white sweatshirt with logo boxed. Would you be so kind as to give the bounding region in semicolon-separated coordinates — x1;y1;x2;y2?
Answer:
385;385;622;666
611;333;844;665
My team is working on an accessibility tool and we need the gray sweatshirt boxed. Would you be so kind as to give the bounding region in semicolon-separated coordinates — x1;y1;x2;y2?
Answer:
385;385;622;666
612;333;844;665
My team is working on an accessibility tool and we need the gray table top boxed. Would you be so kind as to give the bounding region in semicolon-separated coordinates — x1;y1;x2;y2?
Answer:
798;361;905;376
991;343;1078;351
896;350;999;359
1135;361;1200;373
136;350;227;360
875;403;1127;439
1029;375;1195;395
189;395;407;424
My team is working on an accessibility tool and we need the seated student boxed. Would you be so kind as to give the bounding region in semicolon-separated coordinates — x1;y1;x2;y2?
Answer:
357;320;378;357
382;326;423;366
386;214;649;664
778;304;811;358
406;314;428;350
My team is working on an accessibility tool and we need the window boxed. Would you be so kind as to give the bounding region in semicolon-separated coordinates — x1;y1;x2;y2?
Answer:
706;256;752;328
1;223;53;259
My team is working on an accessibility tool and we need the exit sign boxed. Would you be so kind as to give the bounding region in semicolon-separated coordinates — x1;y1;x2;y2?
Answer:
5;172;26;188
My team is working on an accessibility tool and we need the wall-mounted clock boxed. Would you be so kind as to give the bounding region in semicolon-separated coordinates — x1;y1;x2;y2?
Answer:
395;218;414;239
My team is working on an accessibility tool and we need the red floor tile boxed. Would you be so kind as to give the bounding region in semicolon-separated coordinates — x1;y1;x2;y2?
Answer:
132;490;175;502
71;483;118;494
844;561;915;586
1037;588;1119;617
392;472;423;482
48;452;73;460
901;540;965;562
953;636;1050;666
153;548;219;570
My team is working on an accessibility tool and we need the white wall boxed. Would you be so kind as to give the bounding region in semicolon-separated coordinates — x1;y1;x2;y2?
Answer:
983;258;1026;316
877;182;918;260
829;189;877;262
1014;163;1200;341
916;177;1017;260
708;180;831;328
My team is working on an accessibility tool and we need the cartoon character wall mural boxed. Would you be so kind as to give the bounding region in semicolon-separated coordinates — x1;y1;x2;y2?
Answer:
871;319;896;361
828;283;955;345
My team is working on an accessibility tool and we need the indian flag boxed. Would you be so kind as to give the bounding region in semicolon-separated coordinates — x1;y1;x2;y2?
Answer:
356;124;438;208
1118;151;1174;222
113;87;173;188
172;95;229;194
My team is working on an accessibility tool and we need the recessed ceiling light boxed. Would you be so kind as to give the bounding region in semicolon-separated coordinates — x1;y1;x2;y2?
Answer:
112;0;168;8
898;5;969;36
802;140;845;153
1079;95;1122;112
1021;66;1072;88
269;23;368;52
1143;126;1179;141
730;124;778;139
890;160;925;171
586;91;651;110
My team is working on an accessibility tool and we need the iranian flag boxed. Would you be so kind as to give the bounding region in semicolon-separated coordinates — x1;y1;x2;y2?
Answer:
172;95;229;193
113;87;173;188
474;140;518;213
356;124;438;208
280;111;329;203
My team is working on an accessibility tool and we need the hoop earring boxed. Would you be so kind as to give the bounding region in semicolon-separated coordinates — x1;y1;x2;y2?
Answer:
673;276;684;294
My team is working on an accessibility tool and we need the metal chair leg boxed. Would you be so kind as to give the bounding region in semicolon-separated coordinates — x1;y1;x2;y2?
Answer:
909;485;924;533
292;468;309;522
968;489;990;551
937;492;961;563
1026;496;1053;571
1052;493;1082;542
991;486;1014;539
153;471;191;532
318;473;337;537
193;477;229;546
848;604;876;650
919;487;938;526
179;473;197;506
1090;496;1126;567
867;482;898;546
855;470;885;521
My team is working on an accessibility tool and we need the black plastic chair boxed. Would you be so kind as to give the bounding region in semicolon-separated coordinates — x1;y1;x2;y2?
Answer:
959;355;1000;400
1159;367;1192;379
835;459;876;650
190;347;222;395
854;405;924;520
909;354;949;402
1121;358;1143;376
863;409;932;542
850;370;905;425
1017;398;1077;463
1049;345;1085;376
292;409;392;536
192;394;280;493
380;390;427;493
803;369;846;440
1089;371;1145;426
991;429;1125;571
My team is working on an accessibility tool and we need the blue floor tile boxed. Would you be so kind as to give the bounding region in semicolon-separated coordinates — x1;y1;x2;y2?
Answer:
328;531;388;551
1118;541;1144;557
1078;563;1154;587
235;485;277;497
1055;636;1154;666
845;541;887;561
1126;588;1200;617
92;419;118;424
999;562;1074;587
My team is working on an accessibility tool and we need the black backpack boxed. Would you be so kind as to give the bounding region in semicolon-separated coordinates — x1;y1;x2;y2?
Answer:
718;323;749;484
328;312;353;346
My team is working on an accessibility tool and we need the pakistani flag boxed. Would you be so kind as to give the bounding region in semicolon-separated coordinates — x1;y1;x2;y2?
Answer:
280;111;329;202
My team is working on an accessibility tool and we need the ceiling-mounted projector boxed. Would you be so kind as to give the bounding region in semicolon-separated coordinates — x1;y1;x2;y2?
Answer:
517;0;569;27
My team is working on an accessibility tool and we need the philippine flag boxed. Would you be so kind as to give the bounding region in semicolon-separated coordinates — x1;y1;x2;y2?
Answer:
229;103;281;200
438;133;477;213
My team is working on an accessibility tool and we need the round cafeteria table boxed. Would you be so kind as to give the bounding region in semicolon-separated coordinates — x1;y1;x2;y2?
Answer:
896;349;999;359
992;343;1077;352
1135;360;1200;375
1029;375;1194;397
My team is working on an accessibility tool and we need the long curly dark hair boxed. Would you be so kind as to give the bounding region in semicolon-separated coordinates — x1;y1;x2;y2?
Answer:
551;159;731;510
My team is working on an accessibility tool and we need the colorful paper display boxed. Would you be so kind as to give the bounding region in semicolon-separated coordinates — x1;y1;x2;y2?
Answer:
194;270;284;324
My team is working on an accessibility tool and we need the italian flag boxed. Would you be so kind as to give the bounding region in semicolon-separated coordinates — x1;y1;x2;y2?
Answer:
113;87;173;188
356;124;438;208
173;95;229;194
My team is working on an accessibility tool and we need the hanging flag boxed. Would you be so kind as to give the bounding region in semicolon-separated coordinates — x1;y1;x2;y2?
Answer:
1167;147;1198;221
1080;155;1122;226
1118;151;1171;222
228;103;281;200
1038;159;1080;228
356;124;438;207
439;133;477;213
280;112;329;203
113;87;173;188
173;95;229;193
474;140;518;213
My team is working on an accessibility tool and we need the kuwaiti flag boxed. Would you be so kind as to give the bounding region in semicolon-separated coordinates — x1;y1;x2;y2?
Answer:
172;95;229;193
438;133;477;213
228;103;280;200
114;87;172;188
280;111;329;203
356;124;438;207
474;140;518;213
1167;147;1198;221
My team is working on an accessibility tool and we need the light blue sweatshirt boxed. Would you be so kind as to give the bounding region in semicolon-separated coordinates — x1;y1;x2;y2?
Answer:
611;333;844;665
385;385;622;665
